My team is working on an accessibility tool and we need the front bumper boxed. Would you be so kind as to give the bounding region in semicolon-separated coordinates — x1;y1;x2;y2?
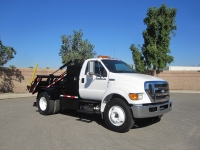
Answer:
131;100;172;118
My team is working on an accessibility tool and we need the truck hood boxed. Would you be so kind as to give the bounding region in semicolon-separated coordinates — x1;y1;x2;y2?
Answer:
109;73;164;82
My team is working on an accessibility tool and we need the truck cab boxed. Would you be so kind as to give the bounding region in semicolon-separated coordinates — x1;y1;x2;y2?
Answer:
28;56;172;132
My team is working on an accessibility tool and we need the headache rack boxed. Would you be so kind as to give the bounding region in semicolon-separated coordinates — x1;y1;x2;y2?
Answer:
27;71;67;94
27;59;83;94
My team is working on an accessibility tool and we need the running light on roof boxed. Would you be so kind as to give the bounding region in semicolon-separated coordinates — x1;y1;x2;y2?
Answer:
97;55;111;59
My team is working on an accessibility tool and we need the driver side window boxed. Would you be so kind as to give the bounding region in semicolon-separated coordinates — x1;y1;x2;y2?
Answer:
85;61;107;77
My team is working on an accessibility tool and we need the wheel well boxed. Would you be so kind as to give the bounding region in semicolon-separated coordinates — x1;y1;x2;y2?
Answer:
102;93;133;116
112;94;130;106
37;89;48;99
103;93;130;107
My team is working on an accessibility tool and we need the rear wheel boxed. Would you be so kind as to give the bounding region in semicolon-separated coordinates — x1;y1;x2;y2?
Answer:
104;98;134;132
37;92;54;115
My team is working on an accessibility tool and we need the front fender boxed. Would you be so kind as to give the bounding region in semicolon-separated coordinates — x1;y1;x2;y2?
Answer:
100;84;145;112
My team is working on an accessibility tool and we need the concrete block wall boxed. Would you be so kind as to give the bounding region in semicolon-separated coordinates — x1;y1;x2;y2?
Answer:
156;71;200;90
0;68;200;93
0;68;63;93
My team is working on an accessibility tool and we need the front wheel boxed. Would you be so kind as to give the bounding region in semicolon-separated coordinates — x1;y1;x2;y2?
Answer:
104;98;134;132
37;92;54;115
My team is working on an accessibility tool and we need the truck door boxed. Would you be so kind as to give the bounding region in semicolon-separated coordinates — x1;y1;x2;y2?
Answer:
79;60;108;100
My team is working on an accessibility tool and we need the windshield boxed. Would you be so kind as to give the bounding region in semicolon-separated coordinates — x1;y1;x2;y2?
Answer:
101;60;137;73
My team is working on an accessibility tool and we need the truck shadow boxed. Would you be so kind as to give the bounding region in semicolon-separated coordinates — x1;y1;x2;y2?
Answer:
60;109;161;131
132;118;161;129
60;109;108;129
0;67;24;93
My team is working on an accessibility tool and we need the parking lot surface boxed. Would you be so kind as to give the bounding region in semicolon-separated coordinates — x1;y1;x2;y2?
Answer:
0;93;200;150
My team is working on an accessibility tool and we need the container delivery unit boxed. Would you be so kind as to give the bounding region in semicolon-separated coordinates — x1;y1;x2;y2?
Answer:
28;56;172;132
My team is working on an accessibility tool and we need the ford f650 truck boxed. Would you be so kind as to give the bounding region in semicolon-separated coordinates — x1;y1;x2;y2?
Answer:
28;55;172;132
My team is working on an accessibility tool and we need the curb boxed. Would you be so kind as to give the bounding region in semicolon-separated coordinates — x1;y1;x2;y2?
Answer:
0;93;36;100
170;90;200;94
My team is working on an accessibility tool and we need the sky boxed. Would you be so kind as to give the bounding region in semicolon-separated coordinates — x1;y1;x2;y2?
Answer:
0;0;200;69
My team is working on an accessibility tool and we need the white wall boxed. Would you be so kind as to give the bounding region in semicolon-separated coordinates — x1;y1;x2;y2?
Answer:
166;66;200;71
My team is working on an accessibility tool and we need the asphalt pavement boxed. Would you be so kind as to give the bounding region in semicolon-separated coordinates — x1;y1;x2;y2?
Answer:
0;93;200;150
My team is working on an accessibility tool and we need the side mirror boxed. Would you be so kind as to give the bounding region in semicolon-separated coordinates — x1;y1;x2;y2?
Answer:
88;61;95;76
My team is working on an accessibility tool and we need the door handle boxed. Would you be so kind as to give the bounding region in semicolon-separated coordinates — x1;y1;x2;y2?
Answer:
81;78;84;83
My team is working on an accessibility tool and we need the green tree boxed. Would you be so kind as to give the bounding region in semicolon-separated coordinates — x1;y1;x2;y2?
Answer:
9;65;16;69
0;39;17;66
59;29;96;64
130;44;146;73
130;4;177;75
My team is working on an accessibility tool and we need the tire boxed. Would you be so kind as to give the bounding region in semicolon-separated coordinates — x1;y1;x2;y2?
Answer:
53;99;60;114
37;92;54;115
104;98;134;133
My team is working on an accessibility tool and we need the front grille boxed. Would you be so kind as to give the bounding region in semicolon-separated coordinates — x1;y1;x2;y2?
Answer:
144;81;170;102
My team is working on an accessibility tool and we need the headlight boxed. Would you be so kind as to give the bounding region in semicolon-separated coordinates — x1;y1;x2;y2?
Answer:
129;93;143;100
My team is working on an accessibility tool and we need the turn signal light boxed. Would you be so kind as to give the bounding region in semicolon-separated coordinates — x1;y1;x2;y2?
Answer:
129;93;143;100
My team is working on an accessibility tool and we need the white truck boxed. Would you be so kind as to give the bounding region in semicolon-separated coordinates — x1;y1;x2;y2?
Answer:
28;55;172;132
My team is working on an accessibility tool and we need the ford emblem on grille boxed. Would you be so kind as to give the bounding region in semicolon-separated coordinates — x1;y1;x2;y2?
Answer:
161;90;165;93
